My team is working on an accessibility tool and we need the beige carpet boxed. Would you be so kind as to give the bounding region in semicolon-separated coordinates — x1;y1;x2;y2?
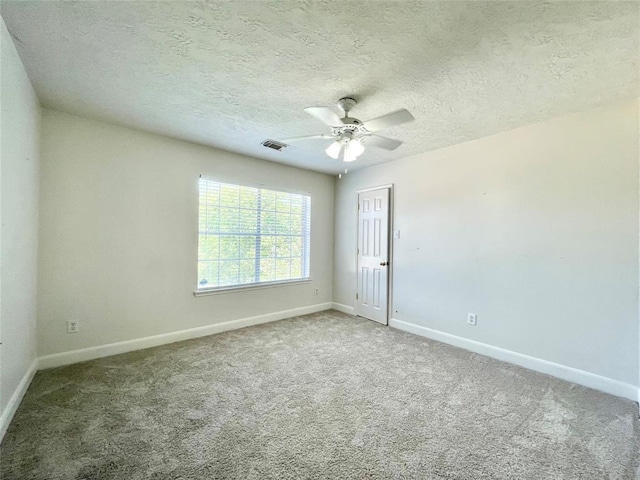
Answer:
1;310;638;479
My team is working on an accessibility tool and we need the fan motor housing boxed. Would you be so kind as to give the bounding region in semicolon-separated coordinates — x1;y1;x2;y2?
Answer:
342;116;362;125
332;117;370;138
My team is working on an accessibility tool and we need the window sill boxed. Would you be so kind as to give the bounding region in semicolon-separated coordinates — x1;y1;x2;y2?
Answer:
193;279;311;297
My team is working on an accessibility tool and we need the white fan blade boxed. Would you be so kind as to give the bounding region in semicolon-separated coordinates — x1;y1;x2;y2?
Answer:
363;109;414;132
365;135;403;151
281;134;332;143
304;107;344;127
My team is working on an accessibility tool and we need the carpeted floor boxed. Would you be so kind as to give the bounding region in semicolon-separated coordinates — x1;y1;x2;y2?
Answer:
1;310;638;479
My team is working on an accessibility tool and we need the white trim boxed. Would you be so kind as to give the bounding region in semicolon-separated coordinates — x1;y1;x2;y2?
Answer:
389;318;639;402
332;303;355;315
194;279;311;296
357;183;394;194
387;185;395;325
0;359;38;442
39;303;333;370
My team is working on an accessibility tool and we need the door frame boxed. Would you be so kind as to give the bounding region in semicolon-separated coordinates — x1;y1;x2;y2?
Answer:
355;184;394;324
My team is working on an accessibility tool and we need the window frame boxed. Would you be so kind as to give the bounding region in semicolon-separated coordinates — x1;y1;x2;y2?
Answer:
194;176;312;296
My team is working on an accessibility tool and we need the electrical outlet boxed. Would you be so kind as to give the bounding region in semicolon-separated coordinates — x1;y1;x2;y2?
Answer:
467;313;477;326
67;320;79;334
313;288;319;296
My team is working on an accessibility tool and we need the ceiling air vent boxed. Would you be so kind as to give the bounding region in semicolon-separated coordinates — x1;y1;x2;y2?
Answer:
261;139;288;151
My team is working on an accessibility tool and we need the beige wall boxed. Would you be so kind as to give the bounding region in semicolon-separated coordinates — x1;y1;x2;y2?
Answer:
334;100;639;386
38;109;334;356
0;18;40;414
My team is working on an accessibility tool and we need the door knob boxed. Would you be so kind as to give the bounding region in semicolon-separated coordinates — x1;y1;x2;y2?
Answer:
380;261;388;266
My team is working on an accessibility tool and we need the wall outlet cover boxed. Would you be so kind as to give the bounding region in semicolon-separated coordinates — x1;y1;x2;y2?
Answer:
67;320;80;333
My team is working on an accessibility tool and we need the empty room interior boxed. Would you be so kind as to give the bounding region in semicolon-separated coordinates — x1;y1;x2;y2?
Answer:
1;1;639;479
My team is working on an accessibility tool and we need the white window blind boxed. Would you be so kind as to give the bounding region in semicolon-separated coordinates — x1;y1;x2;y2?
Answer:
197;178;311;291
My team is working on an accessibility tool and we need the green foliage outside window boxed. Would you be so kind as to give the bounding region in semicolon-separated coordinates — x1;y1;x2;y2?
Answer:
197;178;310;290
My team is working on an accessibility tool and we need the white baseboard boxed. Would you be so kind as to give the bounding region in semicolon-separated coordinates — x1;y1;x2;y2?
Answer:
0;359;38;443
39;302;333;370
331;302;355;315
389;318;638;402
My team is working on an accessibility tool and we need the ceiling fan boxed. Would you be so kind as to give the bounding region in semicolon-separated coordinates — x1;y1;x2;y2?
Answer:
282;97;415;163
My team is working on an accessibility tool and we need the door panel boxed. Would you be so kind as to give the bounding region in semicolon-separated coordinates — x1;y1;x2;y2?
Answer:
360;267;369;306
357;187;390;325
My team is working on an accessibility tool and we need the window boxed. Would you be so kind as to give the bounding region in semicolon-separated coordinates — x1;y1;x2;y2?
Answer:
197;177;311;292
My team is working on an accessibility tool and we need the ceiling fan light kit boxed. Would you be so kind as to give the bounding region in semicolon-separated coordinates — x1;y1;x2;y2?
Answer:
326;131;364;162
281;97;415;170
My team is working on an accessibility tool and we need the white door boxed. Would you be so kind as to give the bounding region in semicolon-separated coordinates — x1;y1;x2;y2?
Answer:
356;187;390;325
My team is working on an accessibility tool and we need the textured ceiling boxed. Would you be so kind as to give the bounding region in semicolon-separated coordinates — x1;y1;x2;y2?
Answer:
1;1;638;174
